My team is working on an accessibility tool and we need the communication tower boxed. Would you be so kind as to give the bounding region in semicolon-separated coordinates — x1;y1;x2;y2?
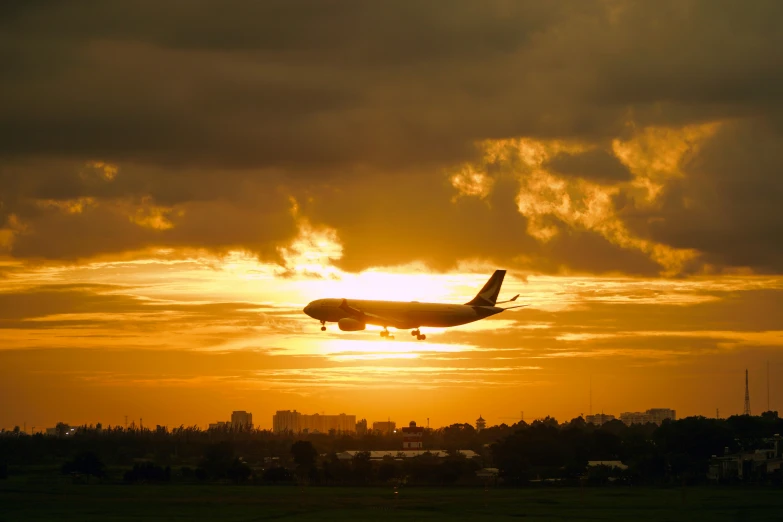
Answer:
744;369;751;416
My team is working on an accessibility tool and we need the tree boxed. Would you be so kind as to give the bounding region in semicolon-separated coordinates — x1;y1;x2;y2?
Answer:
123;462;170;483
377;456;402;483
226;458;252;483
291;440;317;481
263;466;293;484
62;451;107;479
352;451;374;484
197;442;235;480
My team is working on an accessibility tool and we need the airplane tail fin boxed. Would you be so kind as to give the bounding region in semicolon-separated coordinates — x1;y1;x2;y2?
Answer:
465;270;506;307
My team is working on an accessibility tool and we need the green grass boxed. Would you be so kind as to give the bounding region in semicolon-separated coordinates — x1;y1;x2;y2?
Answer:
2;478;783;521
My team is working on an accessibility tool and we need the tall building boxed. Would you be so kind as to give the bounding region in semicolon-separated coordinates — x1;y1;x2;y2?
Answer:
373;421;396;434
585;413;616;426
273;410;301;433
620;408;675;426
231;411;253;430
402;421;424;449
356;418;368;435
272;410;356;433
476;415;486;431
301;413;356;434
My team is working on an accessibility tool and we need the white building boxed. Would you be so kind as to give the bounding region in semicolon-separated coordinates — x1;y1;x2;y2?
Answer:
336;450;478;461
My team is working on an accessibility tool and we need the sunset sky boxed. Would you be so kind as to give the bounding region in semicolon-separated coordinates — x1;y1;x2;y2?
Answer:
2;1;782;431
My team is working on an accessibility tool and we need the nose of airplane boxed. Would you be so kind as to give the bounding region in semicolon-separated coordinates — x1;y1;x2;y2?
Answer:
303;303;312;317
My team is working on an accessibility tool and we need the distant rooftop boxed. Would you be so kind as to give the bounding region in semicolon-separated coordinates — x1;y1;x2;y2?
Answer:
336;450;478;460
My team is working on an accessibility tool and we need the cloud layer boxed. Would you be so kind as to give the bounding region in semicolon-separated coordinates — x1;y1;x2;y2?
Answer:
0;1;781;274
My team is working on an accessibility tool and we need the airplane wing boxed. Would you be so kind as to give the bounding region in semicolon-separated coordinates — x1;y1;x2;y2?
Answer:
339;299;407;328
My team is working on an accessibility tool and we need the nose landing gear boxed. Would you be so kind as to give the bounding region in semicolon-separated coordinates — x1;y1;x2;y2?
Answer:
320;321;326;332
411;329;426;341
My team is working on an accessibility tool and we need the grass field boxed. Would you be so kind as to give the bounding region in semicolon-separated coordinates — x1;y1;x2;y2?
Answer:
2;479;782;521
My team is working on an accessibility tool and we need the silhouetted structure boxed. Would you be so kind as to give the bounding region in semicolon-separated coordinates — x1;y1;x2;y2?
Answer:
476;415;486;431
744;369;752;416
619;408;675;426
372;421;396;434
231;411;253;430
272;410;355;433
586;413;616;426
355;418;367;435
401;421;424;449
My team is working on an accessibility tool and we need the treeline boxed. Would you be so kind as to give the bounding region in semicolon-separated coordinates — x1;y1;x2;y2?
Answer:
495;412;782;485
1;412;781;486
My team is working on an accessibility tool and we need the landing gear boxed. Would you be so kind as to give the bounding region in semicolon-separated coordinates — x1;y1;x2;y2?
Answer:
411;329;426;341
380;327;394;339
320;321;326;332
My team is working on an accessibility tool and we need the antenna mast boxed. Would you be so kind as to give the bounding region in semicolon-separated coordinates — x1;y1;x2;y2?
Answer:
744;369;751;416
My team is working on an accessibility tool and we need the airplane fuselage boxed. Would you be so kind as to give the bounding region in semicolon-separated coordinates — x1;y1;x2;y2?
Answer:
302;270;517;339
303;298;503;329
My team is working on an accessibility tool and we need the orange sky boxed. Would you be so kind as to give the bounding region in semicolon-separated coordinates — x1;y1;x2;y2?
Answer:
2;251;781;430
2;1;783;431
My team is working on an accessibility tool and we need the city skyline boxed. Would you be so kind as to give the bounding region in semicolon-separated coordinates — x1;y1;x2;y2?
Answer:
7;398;775;433
2;2;783;433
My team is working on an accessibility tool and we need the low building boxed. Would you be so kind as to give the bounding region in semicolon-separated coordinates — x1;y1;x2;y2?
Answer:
587;460;628;470
619;408;676;426
708;435;783;482
335;450;479;461
585;413;616;426
372;421;396;434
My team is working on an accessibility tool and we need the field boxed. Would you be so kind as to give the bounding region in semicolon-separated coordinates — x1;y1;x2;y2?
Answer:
2;479;783;522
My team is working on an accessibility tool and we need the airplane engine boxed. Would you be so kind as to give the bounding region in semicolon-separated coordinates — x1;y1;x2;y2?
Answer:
338;318;366;331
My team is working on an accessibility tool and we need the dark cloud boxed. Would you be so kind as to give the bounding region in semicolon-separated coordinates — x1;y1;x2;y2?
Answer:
0;1;781;273
544;149;632;184
618;121;783;272
3;0;781;170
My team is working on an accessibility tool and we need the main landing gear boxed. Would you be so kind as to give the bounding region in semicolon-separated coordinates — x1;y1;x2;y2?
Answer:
320;321;326;332
380;327;394;339
411;329;426;341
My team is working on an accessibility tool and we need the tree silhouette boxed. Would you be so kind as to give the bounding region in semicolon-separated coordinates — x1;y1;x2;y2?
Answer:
62;451;106;479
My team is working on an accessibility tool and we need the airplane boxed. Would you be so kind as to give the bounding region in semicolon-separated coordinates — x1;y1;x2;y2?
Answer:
302;269;525;340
